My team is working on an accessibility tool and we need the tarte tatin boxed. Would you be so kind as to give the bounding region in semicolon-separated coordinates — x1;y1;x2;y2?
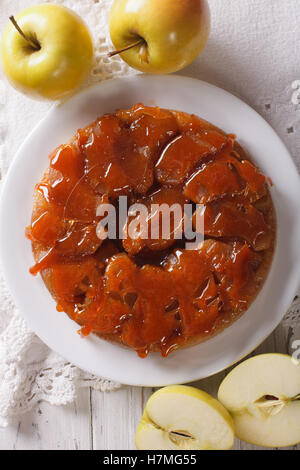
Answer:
27;104;276;358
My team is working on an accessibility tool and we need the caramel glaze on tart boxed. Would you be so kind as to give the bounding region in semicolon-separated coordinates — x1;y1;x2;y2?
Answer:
26;104;276;358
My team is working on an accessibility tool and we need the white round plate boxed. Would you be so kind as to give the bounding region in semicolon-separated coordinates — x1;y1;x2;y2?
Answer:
1;75;300;386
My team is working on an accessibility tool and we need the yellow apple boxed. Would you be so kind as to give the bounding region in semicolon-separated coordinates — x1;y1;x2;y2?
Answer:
109;0;210;73
0;4;94;100
218;354;300;448
135;385;234;450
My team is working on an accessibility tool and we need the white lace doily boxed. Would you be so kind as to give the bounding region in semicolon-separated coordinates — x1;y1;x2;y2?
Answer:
0;0;299;427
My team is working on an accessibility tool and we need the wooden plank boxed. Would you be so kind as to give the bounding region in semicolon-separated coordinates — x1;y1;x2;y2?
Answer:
0;387;92;450
91;385;153;450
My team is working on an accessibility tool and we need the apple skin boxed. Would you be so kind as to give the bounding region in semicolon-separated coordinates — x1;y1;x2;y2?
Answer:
110;0;211;74
0;4;94;100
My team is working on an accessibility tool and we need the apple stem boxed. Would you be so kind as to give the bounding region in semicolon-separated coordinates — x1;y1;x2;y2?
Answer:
108;39;145;58
9;16;40;51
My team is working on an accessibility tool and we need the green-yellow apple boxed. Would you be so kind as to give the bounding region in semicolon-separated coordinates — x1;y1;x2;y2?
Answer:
135;385;234;450
109;0;210;73
0;4;94;100
218;354;300;448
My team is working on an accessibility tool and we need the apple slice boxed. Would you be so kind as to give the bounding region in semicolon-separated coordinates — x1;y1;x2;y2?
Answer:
135;385;234;450
218;354;300;447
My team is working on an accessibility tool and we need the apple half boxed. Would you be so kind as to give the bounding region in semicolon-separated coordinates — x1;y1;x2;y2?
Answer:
218;354;300;447
135;385;234;450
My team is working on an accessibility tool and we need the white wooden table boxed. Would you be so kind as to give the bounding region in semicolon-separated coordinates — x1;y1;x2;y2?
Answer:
0;0;299;451
0;320;299;450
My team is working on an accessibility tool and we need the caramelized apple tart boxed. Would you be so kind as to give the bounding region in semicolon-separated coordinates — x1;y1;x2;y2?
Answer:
27;104;276;358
